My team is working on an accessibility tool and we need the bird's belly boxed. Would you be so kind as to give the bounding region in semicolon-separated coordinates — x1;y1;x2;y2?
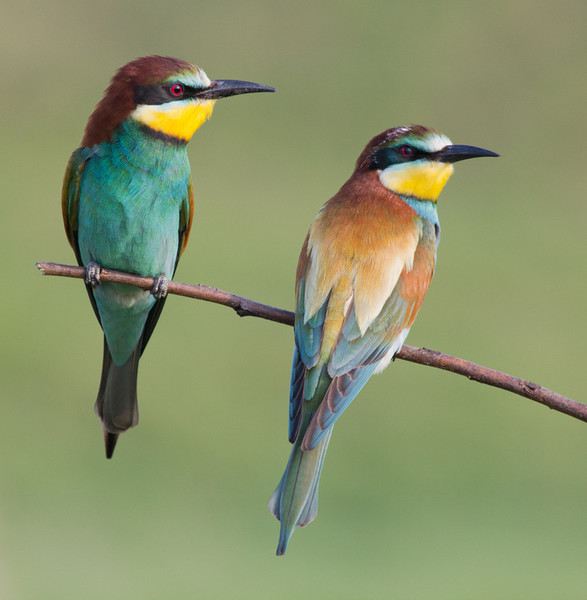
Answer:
94;282;154;365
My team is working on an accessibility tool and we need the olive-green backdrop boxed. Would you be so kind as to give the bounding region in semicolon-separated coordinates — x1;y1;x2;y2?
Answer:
1;1;585;598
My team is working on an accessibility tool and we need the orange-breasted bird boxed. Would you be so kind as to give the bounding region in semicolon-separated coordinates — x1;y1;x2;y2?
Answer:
268;125;497;554
62;56;274;458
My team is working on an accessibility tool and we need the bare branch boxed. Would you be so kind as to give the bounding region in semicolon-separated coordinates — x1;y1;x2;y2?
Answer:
36;261;293;324
36;261;585;424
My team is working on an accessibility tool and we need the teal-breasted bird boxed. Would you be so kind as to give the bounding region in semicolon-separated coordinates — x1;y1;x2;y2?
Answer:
62;56;274;458
269;125;497;554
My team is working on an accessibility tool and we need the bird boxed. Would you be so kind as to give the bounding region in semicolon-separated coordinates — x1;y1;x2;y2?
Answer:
62;55;274;459
268;125;497;555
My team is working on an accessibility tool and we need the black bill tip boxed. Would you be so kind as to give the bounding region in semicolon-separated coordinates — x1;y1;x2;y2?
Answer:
197;79;276;100
437;144;499;163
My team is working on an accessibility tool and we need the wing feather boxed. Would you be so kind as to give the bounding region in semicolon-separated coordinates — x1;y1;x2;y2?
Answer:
293;209;437;450
62;149;88;264
62;148;103;323
141;177;194;353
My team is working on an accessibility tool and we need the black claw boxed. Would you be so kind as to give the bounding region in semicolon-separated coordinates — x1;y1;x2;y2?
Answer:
151;274;169;300
85;261;102;288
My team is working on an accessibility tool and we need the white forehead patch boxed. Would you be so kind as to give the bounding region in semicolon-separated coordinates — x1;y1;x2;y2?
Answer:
167;66;211;89
414;132;452;153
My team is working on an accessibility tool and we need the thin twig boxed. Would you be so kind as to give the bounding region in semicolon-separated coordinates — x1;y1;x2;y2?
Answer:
36;261;585;424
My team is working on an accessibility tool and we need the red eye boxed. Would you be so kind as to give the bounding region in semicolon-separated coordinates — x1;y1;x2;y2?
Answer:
400;145;414;158
170;84;184;96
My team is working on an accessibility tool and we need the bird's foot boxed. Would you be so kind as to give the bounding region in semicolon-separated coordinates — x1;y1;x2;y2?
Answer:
151;274;169;300
85;262;102;288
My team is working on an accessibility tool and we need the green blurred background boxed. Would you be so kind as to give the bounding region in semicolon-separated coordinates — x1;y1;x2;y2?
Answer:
1;1;586;597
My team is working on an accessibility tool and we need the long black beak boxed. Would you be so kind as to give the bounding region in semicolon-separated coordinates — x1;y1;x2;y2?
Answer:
196;79;275;100
436;144;499;163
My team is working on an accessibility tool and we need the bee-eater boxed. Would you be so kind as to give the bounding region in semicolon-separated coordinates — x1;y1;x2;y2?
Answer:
269;125;497;554
62;55;274;458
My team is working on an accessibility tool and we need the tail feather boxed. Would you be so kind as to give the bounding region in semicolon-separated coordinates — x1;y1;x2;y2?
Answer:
94;337;140;459
269;429;333;555
103;431;119;459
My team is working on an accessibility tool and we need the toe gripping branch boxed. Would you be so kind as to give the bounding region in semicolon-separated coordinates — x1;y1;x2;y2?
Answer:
85;262;102;288
151;274;169;300
84;263;167;300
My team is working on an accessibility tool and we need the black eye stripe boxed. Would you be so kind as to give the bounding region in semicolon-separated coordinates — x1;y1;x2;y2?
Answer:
369;145;427;170
134;84;199;105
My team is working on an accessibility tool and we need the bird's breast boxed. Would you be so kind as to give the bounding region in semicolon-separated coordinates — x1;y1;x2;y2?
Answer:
77;148;188;278
303;190;428;334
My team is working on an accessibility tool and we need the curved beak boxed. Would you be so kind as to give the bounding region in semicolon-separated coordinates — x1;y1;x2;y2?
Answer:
436;144;499;163
196;79;276;100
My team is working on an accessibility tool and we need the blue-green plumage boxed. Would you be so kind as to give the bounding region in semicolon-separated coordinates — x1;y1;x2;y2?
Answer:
76;120;191;364
64;119;193;457
62;55;274;458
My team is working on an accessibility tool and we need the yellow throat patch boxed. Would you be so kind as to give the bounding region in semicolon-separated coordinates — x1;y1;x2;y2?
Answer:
131;99;215;142
379;161;454;201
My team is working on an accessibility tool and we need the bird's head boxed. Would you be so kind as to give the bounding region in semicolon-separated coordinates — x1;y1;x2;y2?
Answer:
82;55;275;147
358;125;498;202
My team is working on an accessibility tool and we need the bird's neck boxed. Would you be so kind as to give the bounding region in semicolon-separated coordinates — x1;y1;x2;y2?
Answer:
107;118;190;171
351;169;441;226
399;195;440;226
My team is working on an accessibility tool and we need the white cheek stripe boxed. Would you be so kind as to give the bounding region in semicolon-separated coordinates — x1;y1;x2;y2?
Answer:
131;99;192;119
